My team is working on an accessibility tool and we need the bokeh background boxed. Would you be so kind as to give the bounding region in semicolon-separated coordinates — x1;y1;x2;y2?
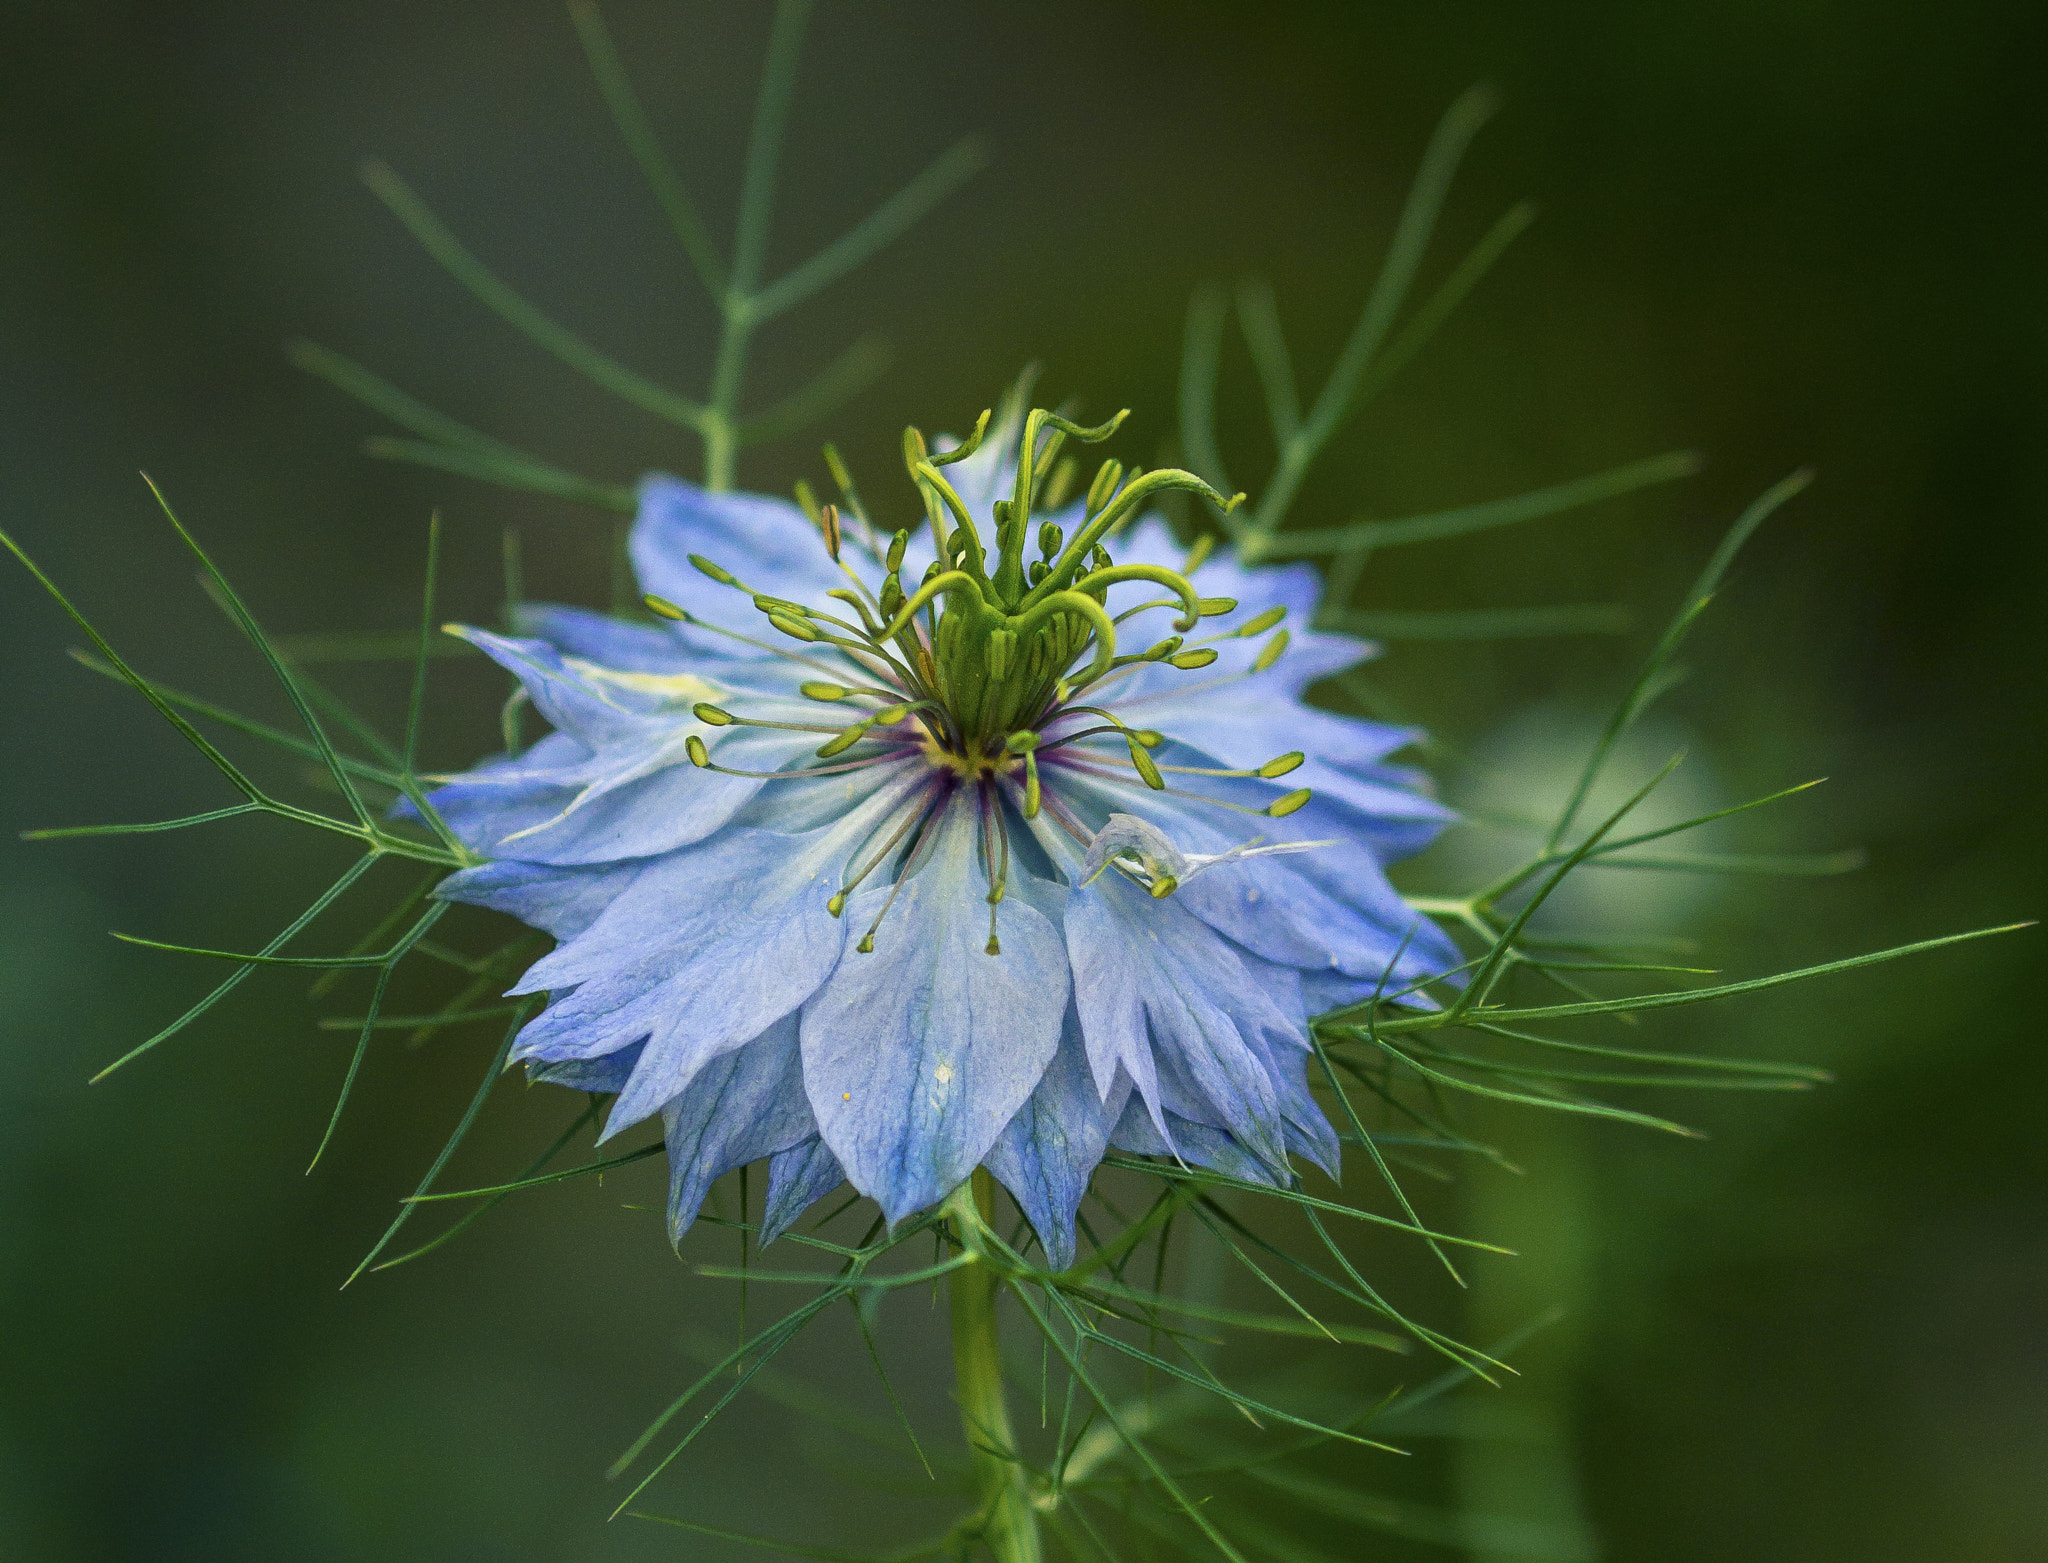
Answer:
3;2;2043;1559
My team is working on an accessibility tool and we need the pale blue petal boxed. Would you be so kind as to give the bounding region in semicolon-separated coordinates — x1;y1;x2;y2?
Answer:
434;857;639;940
527;1041;643;1095
513;770;931;1138
1059;856;1292;1173
801;788;1069;1223
1107;1093;1286;1188
983;1009;1127;1271
510;602;720;671
633;476;846;626
660;1015;817;1245
761;1136;845;1247
1038;757;1457;994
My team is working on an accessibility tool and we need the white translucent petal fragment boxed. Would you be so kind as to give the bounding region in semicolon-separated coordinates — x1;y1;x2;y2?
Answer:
1079;811;1334;894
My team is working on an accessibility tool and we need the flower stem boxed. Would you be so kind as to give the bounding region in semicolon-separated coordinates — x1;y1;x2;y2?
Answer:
949;1169;1042;1563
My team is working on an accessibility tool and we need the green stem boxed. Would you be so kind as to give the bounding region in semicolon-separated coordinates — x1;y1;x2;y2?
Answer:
949;1171;1042;1563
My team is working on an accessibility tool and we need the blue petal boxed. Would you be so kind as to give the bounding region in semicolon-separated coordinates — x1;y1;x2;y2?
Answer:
527;1040;644;1095
1107;1093;1286;1188
1039;757;1459;996
432;625;843;864
1059;854;1293;1175
512;601;740;668
1233;960;1341;1176
632;476;846;627
761;1136;845;1246
507;768;930;1139
435;857;639;940
801;788;1070;1223
660;1015;817;1245
983;1008;1128;1271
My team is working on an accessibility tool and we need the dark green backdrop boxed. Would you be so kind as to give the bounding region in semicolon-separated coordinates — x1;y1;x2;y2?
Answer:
3;3;2042;1559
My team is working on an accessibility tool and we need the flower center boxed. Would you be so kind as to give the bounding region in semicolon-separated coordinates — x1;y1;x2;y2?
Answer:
650;401;1317;950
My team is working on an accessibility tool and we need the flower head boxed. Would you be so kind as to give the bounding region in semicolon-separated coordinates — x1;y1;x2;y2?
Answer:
431;401;1458;1267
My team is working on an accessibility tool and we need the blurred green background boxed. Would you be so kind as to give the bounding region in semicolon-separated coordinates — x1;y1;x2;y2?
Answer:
2;2;2043;1559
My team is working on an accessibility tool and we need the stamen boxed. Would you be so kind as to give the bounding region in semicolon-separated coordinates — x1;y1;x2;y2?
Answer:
1148;751;1305;779
821;442;881;557
1126;733;1165;790
689;702;847;738
1252;628;1291;671
854;793;948;953
689;553;745;588
1057;754;1315;819
1236;604;1286;637
684;737;907;781
1006;730;1042;818
834;780;943;914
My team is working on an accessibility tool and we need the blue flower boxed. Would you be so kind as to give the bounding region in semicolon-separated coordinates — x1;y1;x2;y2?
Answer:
430;405;1459;1268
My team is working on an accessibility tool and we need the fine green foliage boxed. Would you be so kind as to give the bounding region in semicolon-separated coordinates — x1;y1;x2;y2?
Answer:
8;20;2022;1563
296;0;984;496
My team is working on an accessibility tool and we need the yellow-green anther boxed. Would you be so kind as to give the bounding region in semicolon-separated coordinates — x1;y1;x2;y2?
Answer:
693;702;734;726
874;704;911;724
1128;734;1165;789
1038;522;1063;558
1005;730;1039;754
883;531;906;573
1183;534;1216;572
879;576;904;617
1168;648;1219;670
1267;787;1311;818
984;934;1001;955
819;502;842;562
800;681;848;701
689;553;739;586
769;613;819;642
922;561;941;584
1258;751;1305;778
1237;604;1287;636
824;442;855;493
1144;637;1182;660
1252;628;1291;671
857;933;876;954
686;735;710;767
643;594;687;621
1085;459;1123;517
1133;729;1163;747
793;478;821;525
816;724;869;757
1148;874;1179;899
753;594;807;616
1028;561;1049;585
1023;750;1042;817
827;891;847;917
1198;596;1238;617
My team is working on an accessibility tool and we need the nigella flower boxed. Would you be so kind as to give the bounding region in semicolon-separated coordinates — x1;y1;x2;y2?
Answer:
429;402;1459;1267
